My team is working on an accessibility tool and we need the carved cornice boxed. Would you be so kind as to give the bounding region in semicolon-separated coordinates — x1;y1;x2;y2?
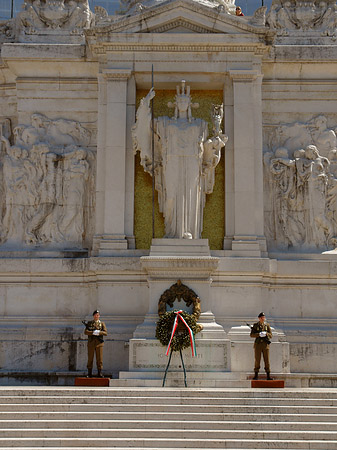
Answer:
140;256;219;279
149;18;216;34
100;68;132;80
229;69;261;82
91;42;268;56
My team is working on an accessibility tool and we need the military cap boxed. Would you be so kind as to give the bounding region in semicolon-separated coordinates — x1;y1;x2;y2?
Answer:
258;312;265;318
92;310;100;315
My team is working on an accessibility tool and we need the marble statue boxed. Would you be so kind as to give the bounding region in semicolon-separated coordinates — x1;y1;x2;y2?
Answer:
132;81;227;239
0;114;93;249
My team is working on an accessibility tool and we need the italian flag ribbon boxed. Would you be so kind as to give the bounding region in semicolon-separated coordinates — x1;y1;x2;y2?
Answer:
165;310;197;357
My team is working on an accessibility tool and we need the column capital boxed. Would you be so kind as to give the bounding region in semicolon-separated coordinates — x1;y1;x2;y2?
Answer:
229;70;262;82
100;68;132;81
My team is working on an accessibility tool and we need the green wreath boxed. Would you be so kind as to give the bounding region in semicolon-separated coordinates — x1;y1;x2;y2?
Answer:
155;310;202;352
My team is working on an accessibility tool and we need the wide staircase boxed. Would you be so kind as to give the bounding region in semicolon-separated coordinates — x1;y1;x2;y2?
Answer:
0;387;337;449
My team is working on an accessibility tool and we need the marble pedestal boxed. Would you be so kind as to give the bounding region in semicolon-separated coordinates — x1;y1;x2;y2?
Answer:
127;311;230;373
119;239;231;381
228;325;290;374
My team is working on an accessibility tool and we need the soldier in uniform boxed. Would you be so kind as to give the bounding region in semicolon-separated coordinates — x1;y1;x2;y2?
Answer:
250;312;273;380
84;310;108;378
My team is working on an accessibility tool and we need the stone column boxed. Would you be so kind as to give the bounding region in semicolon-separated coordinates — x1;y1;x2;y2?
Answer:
93;68;132;256
223;74;235;250
125;75;136;249
229;70;266;257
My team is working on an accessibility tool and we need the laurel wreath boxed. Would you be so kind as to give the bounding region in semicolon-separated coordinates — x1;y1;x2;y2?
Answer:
155;310;202;352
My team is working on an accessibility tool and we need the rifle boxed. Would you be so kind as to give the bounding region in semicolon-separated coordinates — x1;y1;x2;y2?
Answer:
82;320;104;343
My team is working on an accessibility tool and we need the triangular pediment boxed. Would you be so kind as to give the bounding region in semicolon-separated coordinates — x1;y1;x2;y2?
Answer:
89;0;269;36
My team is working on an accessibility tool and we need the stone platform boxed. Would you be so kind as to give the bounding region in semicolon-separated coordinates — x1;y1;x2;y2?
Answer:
74;377;110;387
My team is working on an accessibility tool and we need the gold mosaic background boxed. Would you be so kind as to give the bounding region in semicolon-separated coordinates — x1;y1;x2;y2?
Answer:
134;90;225;250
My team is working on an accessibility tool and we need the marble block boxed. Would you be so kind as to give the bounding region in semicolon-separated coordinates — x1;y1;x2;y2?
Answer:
128;311;230;372
228;325;290;373
150;239;211;256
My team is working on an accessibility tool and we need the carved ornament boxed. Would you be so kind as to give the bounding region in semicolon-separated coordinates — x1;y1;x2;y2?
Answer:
0;114;94;250
158;280;201;319
266;0;337;37
18;0;94;36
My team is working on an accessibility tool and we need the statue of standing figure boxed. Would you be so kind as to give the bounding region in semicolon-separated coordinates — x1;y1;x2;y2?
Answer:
132;81;227;239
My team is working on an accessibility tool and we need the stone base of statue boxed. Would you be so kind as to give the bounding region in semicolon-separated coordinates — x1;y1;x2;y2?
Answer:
150;238;210;256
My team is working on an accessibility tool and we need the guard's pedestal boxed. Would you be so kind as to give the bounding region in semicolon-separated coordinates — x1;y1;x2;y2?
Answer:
251;380;285;388
75;377;110;387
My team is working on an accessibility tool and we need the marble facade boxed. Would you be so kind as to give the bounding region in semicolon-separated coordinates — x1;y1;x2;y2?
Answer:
0;0;337;383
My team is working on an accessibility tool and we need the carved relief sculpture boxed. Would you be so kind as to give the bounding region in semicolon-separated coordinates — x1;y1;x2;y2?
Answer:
0;114;94;250
18;0;94;35
132;81;227;240
264;115;337;251
266;0;337;37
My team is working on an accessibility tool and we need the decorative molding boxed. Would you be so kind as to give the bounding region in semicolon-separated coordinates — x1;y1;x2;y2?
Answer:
91;43;268;56
100;68;132;81
229;69;260;81
148;18;216;34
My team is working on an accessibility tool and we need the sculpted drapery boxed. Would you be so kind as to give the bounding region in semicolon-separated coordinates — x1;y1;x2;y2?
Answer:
132;81;227;240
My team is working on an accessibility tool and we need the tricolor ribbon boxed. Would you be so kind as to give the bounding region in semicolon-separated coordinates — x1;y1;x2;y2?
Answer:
165;310;197;357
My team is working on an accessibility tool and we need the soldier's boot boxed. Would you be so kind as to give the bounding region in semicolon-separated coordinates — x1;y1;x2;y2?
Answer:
87;369;92;378
253;372;258;380
266;372;273;380
97;370;103;378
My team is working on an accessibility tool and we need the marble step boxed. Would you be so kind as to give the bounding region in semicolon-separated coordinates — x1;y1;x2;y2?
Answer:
1;396;337;406
0;419;336;430
0;412;335;422
0;437;336;449
109;379;253;388
2;388;337;399
1;403;336;416
0;386;337;401
1;446;322;450
2;428;337;440
0;448;331;450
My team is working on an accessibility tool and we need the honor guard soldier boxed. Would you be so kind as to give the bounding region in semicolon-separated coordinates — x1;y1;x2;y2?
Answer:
84;310;107;378
250;312;273;380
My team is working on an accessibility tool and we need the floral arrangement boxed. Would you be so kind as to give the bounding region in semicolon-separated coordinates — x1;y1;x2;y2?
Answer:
156;310;202;353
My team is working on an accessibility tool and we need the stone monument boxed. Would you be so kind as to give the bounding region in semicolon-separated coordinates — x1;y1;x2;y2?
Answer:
1;0;337;386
